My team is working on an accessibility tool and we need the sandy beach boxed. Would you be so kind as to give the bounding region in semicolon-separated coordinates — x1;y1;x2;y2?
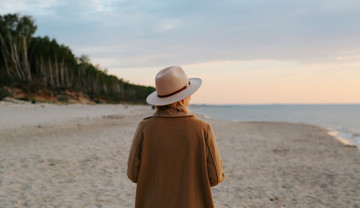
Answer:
0;101;359;208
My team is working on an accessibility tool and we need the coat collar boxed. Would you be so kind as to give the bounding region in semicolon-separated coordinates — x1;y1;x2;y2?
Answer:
144;108;194;119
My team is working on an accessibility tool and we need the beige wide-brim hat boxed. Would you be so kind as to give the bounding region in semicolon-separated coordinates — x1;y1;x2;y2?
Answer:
146;66;202;106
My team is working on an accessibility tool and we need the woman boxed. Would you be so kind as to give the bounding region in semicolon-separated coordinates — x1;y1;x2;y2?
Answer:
127;66;225;208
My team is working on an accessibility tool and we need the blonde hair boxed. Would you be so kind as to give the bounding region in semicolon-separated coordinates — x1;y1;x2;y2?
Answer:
156;98;190;114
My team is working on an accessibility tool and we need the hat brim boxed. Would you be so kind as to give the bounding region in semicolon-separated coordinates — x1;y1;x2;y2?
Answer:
146;78;202;106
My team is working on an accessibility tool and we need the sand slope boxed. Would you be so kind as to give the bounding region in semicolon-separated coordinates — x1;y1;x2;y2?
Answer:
0;102;359;207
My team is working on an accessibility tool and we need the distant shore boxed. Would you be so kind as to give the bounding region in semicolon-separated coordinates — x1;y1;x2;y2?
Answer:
0;102;359;207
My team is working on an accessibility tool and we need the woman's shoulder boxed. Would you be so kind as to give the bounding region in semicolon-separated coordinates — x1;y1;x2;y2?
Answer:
142;114;210;127
189;115;211;127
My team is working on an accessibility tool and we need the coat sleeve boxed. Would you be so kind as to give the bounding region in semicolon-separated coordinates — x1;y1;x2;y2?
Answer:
127;121;144;183
205;124;225;187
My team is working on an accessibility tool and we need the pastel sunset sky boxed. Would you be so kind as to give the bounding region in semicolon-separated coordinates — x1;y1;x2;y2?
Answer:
1;0;360;104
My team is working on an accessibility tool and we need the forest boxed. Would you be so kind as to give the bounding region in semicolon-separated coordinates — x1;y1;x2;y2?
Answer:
0;13;154;104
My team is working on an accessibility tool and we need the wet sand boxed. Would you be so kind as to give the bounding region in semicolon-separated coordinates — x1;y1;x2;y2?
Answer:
0;102;359;207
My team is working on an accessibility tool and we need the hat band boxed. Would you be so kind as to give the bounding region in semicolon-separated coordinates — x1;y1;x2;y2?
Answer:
157;81;191;98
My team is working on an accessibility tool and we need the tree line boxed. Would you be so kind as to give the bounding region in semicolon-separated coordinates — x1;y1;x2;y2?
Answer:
0;13;154;103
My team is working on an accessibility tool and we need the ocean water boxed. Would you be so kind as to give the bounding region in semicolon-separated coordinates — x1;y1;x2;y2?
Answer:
190;104;360;148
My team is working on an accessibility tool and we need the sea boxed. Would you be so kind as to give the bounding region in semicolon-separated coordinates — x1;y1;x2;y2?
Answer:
190;104;360;148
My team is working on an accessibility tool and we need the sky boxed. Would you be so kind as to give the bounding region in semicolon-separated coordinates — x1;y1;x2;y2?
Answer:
1;0;360;104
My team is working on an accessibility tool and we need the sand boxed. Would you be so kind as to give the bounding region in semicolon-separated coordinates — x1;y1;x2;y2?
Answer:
0;102;359;208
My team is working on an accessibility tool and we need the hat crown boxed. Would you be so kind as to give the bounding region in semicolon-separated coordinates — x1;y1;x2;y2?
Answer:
155;66;189;96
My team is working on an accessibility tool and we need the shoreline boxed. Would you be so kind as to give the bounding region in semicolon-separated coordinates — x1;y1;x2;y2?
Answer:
326;129;357;148
194;112;359;150
2;100;358;150
1;102;360;207
3;100;356;148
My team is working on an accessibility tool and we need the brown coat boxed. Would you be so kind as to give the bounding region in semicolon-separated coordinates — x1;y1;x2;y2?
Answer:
127;110;225;208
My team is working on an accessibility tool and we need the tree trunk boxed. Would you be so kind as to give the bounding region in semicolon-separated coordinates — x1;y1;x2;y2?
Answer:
0;35;11;76
12;42;25;79
54;55;60;87
60;59;65;87
48;59;55;88
40;56;47;86
0;47;11;76
64;63;70;88
22;37;32;81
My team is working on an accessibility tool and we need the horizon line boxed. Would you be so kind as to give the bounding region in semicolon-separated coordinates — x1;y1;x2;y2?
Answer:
190;103;360;106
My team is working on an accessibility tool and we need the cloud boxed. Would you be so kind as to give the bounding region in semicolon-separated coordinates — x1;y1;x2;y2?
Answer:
1;0;360;68
88;0;118;12
0;0;64;15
